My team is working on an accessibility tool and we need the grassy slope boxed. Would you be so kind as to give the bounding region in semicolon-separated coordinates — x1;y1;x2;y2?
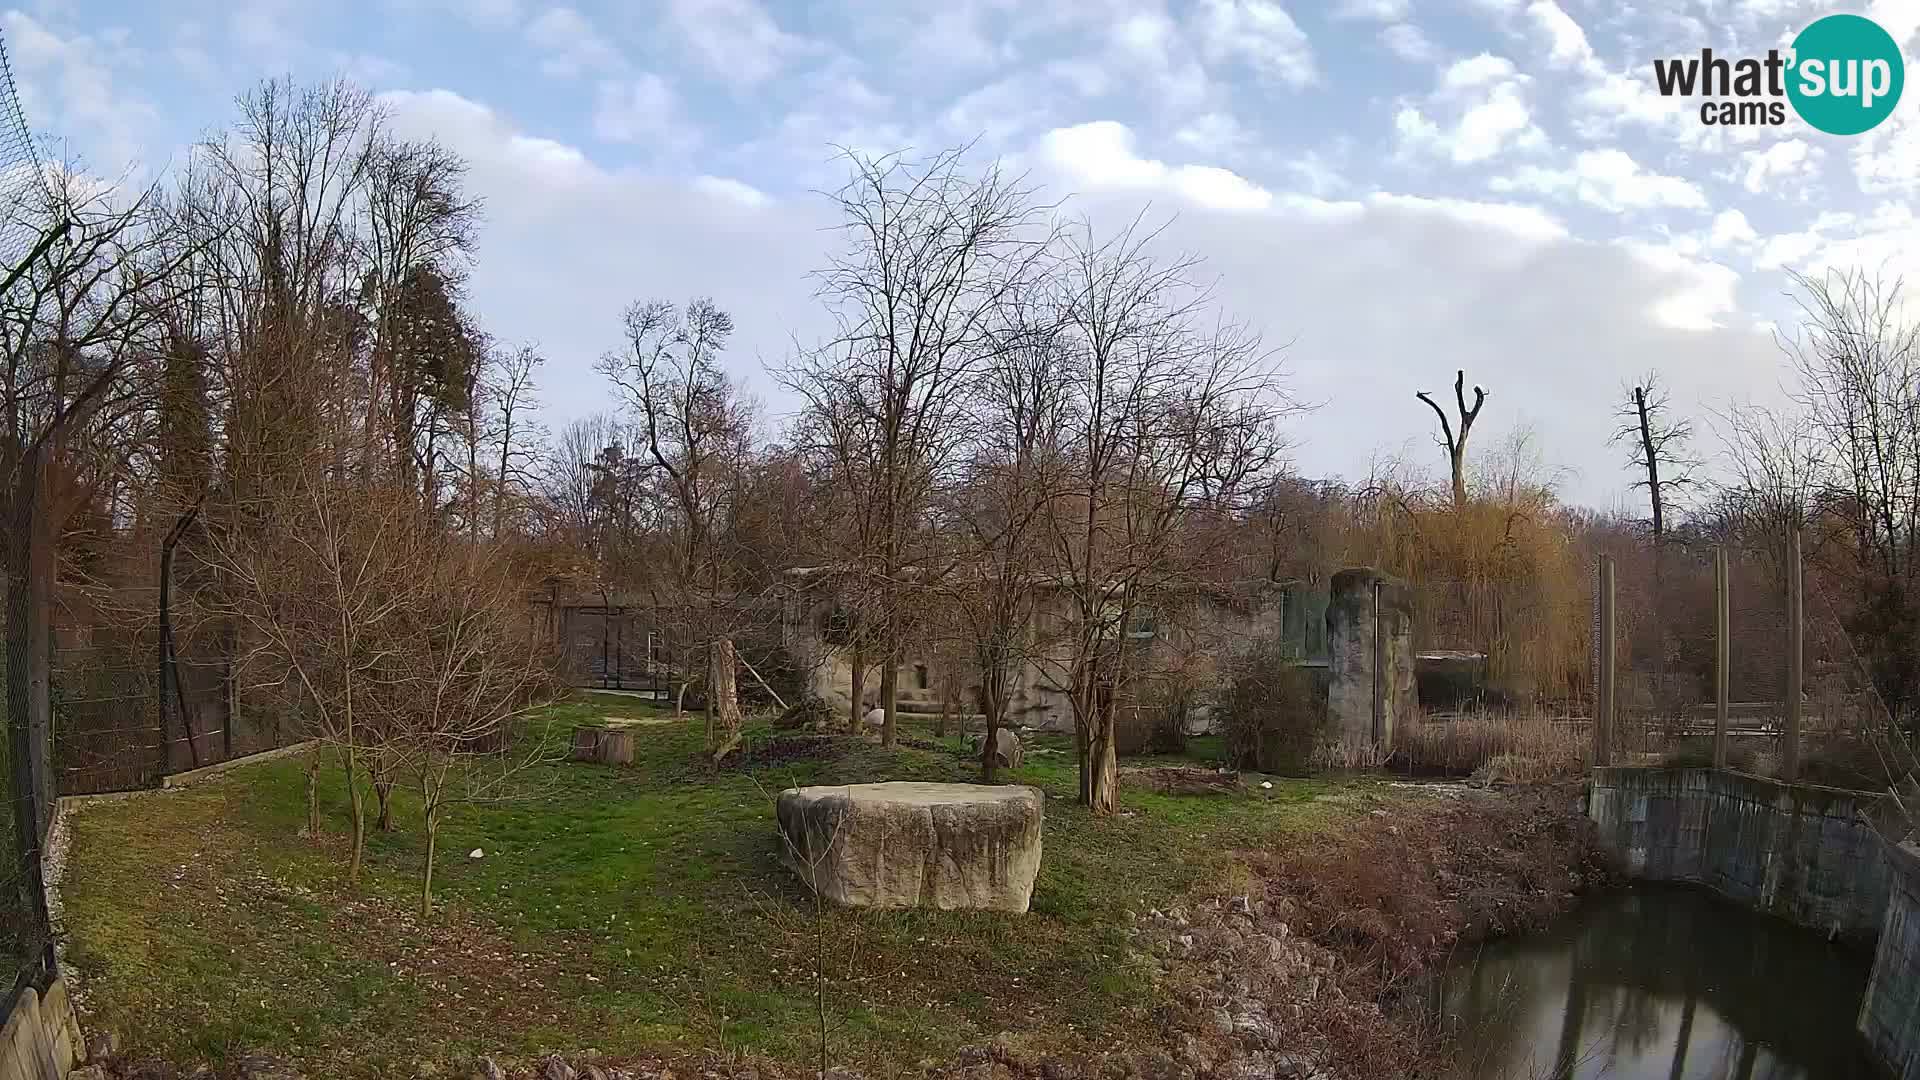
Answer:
58;694;1383;1077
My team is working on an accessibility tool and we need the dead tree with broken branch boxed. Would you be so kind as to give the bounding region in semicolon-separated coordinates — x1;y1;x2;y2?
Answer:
1416;370;1486;510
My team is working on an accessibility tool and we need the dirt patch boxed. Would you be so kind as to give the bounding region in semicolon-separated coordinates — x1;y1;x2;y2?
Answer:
721;733;854;769
1118;766;1242;795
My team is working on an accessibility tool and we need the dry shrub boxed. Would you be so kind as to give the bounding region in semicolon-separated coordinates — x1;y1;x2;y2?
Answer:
1220;644;1322;775
1143;786;1623;1079
1251;785;1618;987
1390;710;1586;780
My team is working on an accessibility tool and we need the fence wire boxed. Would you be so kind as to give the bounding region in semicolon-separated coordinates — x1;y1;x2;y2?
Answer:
0;21;53;1013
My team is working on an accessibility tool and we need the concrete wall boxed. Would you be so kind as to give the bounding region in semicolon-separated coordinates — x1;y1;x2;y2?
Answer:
1324;568;1414;747
1588;767;1892;940
0;978;79;1080
1861;840;1920;1080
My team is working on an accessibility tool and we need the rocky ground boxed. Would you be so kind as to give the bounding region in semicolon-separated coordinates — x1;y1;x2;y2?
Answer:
70;782;1614;1080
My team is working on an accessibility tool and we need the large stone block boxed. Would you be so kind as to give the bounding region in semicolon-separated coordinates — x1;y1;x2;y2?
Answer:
775;782;1044;912
1324;567;1415;747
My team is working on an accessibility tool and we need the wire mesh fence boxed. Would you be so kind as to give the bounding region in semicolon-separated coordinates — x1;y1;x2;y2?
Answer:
1580;532;1918;790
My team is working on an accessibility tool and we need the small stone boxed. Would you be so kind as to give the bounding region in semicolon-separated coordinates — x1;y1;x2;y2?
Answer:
541;1056;578;1080
1272;1054;1314;1079
237;1055;305;1080
1207;1006;1235;1036
470;1059;506;1080
85;1030;120;1061
1259;781;1273;790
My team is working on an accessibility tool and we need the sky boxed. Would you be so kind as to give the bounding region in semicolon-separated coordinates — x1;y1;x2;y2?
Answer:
7;0;1920;511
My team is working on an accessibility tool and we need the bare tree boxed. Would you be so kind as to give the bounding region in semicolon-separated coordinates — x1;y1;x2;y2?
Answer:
945;298;1070;781
1611;373;1698;543
786;146;1054;748
1040;217;1294;814
1416;370;1487;510
486;343;545;540
386;543;553;916
596;297;757;759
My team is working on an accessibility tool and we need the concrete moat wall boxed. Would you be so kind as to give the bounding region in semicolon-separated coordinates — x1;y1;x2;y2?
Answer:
1861;840;1920;1080
1588;766;1891;939
1588;766;1919;1080
0;977;79;1080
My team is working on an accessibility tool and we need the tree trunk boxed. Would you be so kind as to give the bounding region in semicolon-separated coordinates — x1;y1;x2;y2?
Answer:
375;773;395;832
1087;686;1119;816
849;640;867;732
709;637;744;761
305;748;322;837
880;661;898;748
935;671;954;738
980;669;1002;783
421;804;438;918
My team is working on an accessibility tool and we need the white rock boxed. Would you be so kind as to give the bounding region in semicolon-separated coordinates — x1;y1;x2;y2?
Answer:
1260;781;1274;790
776;782;1044;912
468;848;485;859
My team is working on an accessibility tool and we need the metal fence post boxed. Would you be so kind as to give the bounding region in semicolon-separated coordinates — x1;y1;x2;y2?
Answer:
1784;526;1804;782
1714;546;1730;770
1596;556;1615;768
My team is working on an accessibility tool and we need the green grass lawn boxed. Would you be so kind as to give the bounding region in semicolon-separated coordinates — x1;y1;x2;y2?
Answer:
58;693;1388;1077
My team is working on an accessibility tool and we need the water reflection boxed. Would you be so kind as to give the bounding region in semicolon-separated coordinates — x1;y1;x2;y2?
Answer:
1432;887;1880;1079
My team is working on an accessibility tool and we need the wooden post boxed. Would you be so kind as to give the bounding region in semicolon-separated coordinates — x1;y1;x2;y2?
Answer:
1595;556;1616;767
1714;547;1730;770
1783;526;1804;782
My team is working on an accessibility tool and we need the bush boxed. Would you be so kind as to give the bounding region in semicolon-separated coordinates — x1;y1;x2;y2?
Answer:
772;696;836;731
1220;645;1322;776
1391;711;1586;781
1114;679;1194;758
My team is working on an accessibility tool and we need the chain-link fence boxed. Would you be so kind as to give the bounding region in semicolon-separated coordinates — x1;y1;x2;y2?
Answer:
1586;531;1917;790
0;20;59;1017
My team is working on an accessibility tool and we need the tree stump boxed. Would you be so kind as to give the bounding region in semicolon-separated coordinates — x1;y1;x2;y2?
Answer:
571;726;602;762
598;729;635;765
709;637;744;761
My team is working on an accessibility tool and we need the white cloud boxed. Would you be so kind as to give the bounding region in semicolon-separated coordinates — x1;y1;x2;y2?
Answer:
1853;109;1920;193
1613;241;1740;331
1398;83;1541;165
1368;192;1566;246
1525;0;1593;68
527;6;622;76
1197;0;1318;87
1174;112;1252;155
1741;139;1821;194
1333;0;1410;20
0;10;157;173
592;74;690;149
1492;149;1706;212
692;175;770;207
1441;53;1517;92
667;0;806;85
1380;23;1435;61
1708;209;1758;250
1039;120;1280;211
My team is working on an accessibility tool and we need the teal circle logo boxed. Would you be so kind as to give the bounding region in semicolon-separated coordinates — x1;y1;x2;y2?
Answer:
1787;14;1904;135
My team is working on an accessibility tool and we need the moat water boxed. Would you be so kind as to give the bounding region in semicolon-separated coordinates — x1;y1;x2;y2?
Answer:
1431;886;1882;1079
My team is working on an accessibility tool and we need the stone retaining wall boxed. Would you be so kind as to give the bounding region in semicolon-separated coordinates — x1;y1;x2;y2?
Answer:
1861;840;1920;1080
0;978;79;1080
1588;766;1919;1079
1588;766;1891;939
